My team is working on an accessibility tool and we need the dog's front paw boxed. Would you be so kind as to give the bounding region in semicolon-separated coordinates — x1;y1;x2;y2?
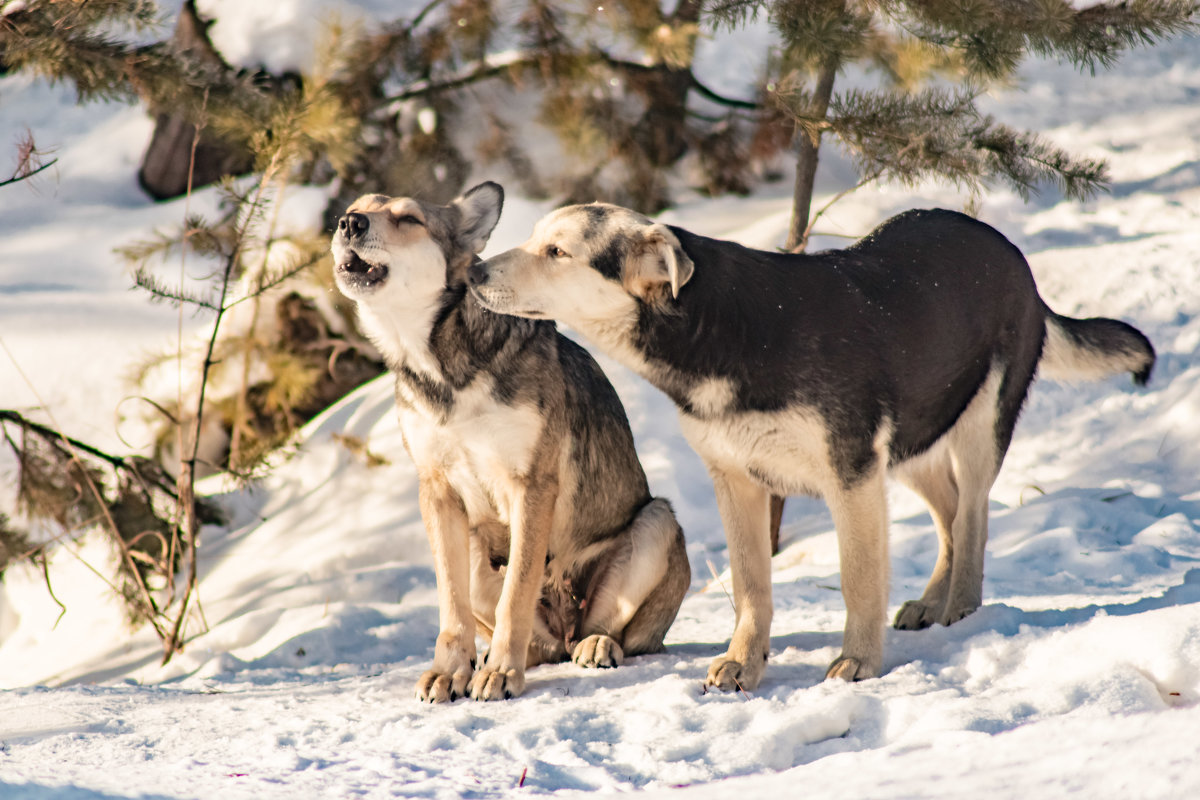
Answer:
469;664;526;701
894;600;939;630
416;666;472;703
704;653;765;692
825;654;879;682
572;634;624;669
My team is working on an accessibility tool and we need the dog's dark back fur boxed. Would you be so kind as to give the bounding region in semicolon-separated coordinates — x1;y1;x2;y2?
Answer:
631;210;1045;481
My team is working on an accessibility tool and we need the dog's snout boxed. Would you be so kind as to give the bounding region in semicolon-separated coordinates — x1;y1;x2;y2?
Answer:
338;212;369;238
467;262;489;287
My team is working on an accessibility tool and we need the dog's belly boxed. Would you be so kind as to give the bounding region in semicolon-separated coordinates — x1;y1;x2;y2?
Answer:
677;405;840;496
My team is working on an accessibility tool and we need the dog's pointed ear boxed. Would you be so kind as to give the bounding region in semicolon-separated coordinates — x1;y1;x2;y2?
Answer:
626;223;694;301
452;182;504;254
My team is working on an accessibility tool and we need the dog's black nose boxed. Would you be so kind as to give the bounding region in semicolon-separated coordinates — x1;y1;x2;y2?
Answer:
467;262;488;287
338;212;369;238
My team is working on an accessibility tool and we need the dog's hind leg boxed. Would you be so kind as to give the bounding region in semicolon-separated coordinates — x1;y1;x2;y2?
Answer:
704;468;773;692
575;499;690;667
825;466;890;681
893;454;959;630
469;529;564;669
608;500;690;658
939;461;994;626
939;370;1005;627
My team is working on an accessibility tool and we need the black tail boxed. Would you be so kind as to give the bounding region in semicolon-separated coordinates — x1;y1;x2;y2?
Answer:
1040;310;1155;386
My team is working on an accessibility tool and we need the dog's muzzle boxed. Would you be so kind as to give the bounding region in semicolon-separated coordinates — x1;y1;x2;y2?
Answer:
467;262;489;288
336;249;389;291
338;212;369;239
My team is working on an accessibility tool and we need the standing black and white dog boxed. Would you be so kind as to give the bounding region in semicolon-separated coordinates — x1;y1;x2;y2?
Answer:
331;184;690;702
468;204;1155;691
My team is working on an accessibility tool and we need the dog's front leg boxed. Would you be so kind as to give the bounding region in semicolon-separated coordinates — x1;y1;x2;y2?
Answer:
825;468;889;681
706;467;773;692
470;480;556;700
415;472;477;703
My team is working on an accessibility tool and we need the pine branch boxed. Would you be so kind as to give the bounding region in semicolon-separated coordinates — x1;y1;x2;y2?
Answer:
893;0;1198;78
131;267;222;313
0;410;178;501
0;407;173;639
224;253;323;313
380;53;540;105
1061;0;1200;72
706;0;770;30
970;118;1110;200
816;86;1110;201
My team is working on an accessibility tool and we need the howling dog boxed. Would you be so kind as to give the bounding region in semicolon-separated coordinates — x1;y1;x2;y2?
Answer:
331;184;690;702
468;203;1154;691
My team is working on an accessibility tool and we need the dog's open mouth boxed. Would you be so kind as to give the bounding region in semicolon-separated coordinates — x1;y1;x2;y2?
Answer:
336;250;389;289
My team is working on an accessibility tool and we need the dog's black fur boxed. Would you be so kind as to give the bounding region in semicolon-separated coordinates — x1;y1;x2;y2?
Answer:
470;201;1156;689
655;211;1042;486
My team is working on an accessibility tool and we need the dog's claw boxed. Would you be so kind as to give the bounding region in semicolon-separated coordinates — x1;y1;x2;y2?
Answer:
705;653;764;692
469;665;525;701
894;600;939;630
939;603;979;627
416;669;471;703
572;634;624;669
825;654;878;682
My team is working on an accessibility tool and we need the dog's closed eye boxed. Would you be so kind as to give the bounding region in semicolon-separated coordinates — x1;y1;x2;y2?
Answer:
392;213;424;227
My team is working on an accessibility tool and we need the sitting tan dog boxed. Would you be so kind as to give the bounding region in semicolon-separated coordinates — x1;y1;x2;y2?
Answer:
331;183;690;701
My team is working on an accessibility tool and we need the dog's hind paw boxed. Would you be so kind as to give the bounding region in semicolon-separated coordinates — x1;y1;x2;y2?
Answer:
572;635;624;669
469;665;525;701
825;655;877;682
416;668;472;703
893;600;939;630
938;603;979;627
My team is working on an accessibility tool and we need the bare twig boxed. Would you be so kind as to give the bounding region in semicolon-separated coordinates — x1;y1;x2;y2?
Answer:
2;129;58;189
798;167;884;251
0;158;57;189
37;553;68;630
408;0;447;31
704;557;736;613
0;341;168;639
162;135;290;663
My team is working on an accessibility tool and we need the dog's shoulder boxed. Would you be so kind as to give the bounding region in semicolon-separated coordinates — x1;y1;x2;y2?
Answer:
389;285;551;416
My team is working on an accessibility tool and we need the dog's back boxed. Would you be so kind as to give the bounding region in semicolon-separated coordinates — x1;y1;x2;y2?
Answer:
660;209;1147;467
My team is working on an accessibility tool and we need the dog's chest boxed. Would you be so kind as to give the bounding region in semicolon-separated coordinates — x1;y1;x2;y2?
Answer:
678;406;837;496
398;376;546;523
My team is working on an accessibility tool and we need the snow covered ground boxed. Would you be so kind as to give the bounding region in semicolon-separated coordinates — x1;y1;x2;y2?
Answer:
2;9;1200;800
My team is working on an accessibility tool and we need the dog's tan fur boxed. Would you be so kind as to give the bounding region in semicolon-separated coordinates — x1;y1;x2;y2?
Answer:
332;186;689;701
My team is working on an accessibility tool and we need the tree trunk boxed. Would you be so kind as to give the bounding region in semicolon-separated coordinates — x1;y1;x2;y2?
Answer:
138;1;253;200
640;0;702;168
784;57;839;252
773;56;839;555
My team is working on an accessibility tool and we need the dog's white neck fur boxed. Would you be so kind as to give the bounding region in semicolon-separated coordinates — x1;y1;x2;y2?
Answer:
343;237;448;378
570;310;647;372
